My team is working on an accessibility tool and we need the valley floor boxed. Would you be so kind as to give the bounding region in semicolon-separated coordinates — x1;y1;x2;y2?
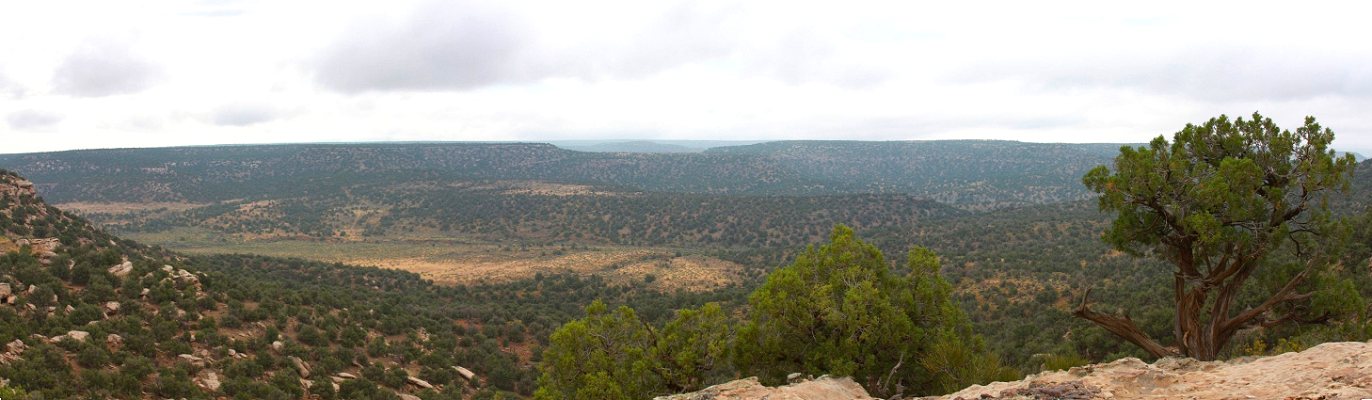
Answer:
122;228;751;291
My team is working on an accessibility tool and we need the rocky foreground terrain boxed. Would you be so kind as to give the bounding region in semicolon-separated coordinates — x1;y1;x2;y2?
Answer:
663;341;1372;400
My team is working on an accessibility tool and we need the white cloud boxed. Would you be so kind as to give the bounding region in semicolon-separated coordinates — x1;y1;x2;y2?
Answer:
50;34;164;97
0;69;26;99
313;0;533;92
6;110;62;131
207;102;288;126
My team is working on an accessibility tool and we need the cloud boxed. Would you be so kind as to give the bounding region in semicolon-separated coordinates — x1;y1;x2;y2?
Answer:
578;1;744;79
742;29;894;89
312;1;864;92
313;1;532;93
950;42;1372;103
207;103;284;126
6;110;63;131
179;0;248;17
0;71;26;98
51;35;164;97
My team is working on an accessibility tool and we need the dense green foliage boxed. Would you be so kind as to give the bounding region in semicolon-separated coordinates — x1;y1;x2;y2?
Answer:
1081;113;1359;360
735;225;1014;397
533;300;727;400
534;299;735;400
536;226;1015;399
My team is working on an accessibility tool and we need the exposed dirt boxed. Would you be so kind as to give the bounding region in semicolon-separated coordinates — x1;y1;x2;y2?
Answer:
54;201;206;214
378;248;747;291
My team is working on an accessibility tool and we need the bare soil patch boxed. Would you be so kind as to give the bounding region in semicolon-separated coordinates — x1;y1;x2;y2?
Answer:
122;230;747;291
55;201;207;213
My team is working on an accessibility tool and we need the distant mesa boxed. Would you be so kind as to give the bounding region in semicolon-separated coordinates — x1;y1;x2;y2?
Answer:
552;140;769;153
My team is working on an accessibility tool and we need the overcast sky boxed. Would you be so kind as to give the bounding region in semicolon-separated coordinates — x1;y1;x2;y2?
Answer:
2;1;1370;155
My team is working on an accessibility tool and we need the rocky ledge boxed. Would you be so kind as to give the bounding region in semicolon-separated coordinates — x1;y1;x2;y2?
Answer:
665;341;1372;400
654;376;876;400
925;341;1372;400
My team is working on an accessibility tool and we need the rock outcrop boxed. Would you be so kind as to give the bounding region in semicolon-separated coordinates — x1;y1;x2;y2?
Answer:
288;356;310;378
453;366;476;381
665;342;1372;400
178;354;206;369
108;261;133;276
923;341;1372;400
655;376;875;400
406;376;435;389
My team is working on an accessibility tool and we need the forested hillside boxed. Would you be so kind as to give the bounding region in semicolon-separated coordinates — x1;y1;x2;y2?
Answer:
0;169;743;399
707;141;1122;207
90;180;959;249
0;140;1117;208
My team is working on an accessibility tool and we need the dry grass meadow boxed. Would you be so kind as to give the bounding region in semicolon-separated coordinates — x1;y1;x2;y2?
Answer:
122;227;749;291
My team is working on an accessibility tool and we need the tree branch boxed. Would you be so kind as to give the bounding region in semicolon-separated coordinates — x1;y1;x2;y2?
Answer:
1219;258;1319;334
1074;289;1179;359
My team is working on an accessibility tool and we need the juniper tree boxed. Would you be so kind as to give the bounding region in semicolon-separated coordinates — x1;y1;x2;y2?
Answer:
1079;112;1356;360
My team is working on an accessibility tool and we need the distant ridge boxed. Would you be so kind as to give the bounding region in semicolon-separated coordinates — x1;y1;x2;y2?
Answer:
0;140;1123;208
557;140;703;153
551;140;768;153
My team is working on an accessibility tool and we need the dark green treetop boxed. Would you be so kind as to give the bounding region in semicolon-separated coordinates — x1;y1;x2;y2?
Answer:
734;224;1013;397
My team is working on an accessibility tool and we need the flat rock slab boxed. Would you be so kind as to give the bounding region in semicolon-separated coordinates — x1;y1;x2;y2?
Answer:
924;341;1372;400
655;376;875;400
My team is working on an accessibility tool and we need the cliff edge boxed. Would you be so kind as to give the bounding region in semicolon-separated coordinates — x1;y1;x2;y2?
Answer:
662;341;1372;400
924;341;1372;400
654;376;876;400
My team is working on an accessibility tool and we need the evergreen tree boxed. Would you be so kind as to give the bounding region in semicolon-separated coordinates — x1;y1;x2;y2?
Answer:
734;224;1014;397
1079;113;1358;360
534;300;658;400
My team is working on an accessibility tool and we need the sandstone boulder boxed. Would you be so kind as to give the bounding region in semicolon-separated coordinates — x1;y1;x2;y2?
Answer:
108;261;133;277
453;366;476;381
178;354;206;369
66;330;89;343
4;339;25;354
175;269;199;285
288;356;310;378
407;376;434;389
201;371;222;391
